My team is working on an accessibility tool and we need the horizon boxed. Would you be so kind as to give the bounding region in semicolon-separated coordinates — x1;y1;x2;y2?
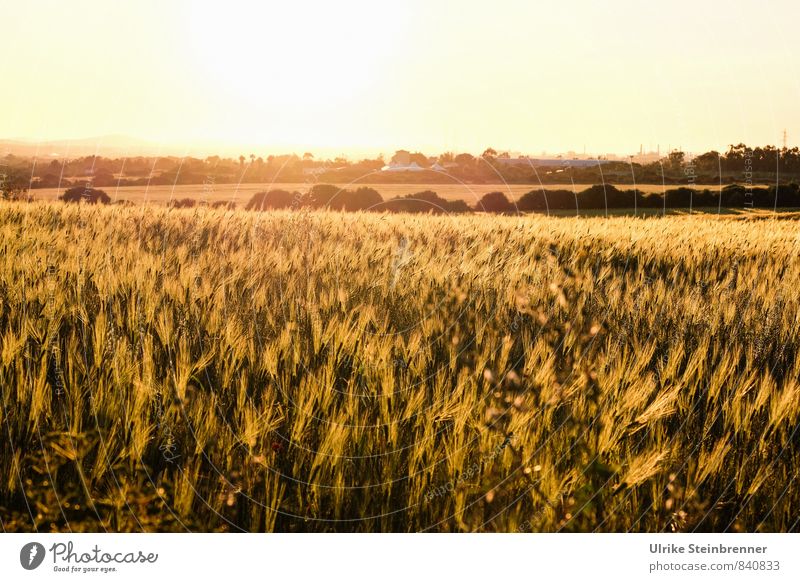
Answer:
2;0;799;157
0;132;791;161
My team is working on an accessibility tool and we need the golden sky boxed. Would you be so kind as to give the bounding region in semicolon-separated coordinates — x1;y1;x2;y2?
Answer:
1;0;799;157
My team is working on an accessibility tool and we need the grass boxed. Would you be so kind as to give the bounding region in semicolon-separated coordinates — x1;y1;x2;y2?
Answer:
0;201;798;532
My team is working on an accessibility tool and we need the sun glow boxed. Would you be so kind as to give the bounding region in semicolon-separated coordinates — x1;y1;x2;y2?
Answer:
188;3;405;108
1;0;799;154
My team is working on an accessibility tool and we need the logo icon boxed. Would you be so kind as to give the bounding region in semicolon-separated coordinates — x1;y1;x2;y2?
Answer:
20;542;46;570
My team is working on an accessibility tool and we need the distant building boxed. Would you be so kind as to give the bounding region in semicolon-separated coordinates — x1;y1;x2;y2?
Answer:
495;157;610;168
381;161;425;172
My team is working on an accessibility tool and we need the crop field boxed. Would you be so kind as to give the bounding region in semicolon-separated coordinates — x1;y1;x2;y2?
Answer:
29;182;766;206
1;202;798;532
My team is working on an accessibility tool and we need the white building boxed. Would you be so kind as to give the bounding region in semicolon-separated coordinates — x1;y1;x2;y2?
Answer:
381;161;425;172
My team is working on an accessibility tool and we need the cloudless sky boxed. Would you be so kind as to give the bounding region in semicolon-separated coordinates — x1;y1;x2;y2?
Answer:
1;0;799;157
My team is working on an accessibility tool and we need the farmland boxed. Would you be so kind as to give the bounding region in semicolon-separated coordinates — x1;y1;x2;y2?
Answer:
0;202;798;532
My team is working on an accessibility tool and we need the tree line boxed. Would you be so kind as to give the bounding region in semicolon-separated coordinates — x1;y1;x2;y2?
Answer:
43;182;800;212
2;143;800;192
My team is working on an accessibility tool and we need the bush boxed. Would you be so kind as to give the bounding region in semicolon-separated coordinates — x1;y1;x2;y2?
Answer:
444;199;472;213
341;187;383;211
1;170;31;201
168;198;196;208
751;187;772;207
211;201;237;210
663;187;722;209
768;183;800;207
637;192;663;208
517;189;577;212
306;184;345;209
718;184;746;207
475;191;513;213
384;191;453;214
662;187;695;208
246;189;298;210
516;189;547;212
578;184;636;209
693;189;718;207
59;186;111;204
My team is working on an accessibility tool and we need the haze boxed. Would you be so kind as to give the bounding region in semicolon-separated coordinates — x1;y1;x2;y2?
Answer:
1;0;799;157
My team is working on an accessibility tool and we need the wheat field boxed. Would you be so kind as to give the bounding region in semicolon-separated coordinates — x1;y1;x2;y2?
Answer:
0;201;798;532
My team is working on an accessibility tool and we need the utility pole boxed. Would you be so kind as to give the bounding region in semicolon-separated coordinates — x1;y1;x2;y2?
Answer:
782;129;788;150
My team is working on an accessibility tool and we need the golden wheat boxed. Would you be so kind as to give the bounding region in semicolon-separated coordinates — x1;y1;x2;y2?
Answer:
0;201;798;532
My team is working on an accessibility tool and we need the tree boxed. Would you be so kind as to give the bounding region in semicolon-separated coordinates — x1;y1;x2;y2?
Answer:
444;199;472;213
385;190;450;213
409;152;429;167
391;150;411;165
578;184;630;209
727;143;749;159
0;169;30;200
693;151;720;174
59;186;111;204
303;152;314;161
718;184;746;206
342;187;382;211
517;189;577;212
481;148;498;159
382;190;471;214
667;150;685;171
245;189;297;210
306;184;343;208
454;153;475;166
769;182;800;207
168;198;196;208
93;170;116;187
476;191;513;213
239;155;245;167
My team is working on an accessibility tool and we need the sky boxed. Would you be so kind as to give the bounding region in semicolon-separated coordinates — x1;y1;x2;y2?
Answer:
1;0;799;158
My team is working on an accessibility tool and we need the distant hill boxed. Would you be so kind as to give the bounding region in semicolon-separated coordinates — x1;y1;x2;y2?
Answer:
0;135;181;158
